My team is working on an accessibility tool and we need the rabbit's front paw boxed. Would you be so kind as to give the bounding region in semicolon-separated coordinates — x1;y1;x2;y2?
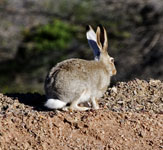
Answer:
91;98;99;109
93;104;99;109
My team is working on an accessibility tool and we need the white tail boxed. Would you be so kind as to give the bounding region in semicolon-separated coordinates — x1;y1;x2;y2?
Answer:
44;99;67;109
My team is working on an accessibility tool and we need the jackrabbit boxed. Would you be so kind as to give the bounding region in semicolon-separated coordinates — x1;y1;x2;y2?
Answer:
44;25;117;111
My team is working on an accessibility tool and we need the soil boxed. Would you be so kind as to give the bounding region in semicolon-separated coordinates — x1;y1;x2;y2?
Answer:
0;79;163;150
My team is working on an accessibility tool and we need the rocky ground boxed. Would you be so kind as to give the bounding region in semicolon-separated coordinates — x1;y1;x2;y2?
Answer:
0;79;163;150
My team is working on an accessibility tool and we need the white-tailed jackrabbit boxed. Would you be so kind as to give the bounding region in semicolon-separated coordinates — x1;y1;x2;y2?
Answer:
44;25;117;111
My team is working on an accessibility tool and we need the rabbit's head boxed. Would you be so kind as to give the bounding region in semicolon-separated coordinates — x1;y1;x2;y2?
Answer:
96;25;117;76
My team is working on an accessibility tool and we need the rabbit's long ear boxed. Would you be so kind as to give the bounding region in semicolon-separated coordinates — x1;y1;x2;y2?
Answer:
96;25;108;53
86;25;100;60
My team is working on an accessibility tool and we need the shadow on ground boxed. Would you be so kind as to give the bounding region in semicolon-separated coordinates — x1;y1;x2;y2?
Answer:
5;93;48;111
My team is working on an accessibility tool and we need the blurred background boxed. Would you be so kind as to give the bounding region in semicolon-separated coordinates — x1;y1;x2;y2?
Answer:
0;0;163;94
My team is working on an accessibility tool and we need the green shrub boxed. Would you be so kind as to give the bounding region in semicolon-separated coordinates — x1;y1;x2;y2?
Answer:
23;19;77;52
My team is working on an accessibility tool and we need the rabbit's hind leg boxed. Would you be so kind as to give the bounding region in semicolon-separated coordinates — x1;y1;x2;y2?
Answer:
70;90;91;111
44;99;67;109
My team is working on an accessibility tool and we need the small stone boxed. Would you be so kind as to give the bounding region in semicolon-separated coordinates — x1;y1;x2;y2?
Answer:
112;87;117;93
117;101;124;104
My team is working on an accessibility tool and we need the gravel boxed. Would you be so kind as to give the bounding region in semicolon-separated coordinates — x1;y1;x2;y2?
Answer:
0;79;163;149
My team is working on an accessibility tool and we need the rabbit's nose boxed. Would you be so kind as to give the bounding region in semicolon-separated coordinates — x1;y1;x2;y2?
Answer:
112;69;117;75
111;63;117;75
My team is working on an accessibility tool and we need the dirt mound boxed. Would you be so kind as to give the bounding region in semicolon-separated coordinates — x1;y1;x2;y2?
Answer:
0;79;163;149
102;79;163;113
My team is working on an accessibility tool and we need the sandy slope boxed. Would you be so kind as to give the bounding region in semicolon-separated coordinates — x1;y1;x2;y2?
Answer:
0;79;163;150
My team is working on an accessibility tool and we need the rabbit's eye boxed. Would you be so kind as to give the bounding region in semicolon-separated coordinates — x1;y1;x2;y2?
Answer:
110;58;114;63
